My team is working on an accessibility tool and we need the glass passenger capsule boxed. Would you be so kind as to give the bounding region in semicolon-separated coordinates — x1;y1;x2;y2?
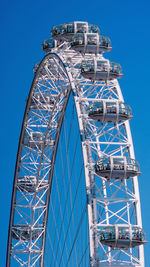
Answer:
71;33;112;53
51;21;100;40
23;132;55;149
30;94;55;110
88;100;132;122
95;156;140;179
81;59;123;80
33;63;47;76
33;63;40;74
17;176;47;192
99;225;146;248
12;225;40;240
42;38;57;53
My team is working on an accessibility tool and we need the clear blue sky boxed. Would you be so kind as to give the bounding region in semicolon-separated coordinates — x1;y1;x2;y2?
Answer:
1;0;150;265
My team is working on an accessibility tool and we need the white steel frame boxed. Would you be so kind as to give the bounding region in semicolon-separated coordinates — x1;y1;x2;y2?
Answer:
7;33;145;267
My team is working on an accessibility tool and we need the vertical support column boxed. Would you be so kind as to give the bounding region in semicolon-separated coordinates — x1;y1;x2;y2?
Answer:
116;79;145;267
74;96;97;266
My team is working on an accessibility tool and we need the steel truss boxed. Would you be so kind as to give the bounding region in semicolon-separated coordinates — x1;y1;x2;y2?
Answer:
7;36;145;267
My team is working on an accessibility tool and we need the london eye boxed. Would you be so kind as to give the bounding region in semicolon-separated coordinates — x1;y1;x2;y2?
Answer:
6;21;146;266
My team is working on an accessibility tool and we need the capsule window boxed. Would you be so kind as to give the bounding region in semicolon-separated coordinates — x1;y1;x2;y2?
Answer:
100;227;116;240
118;226;130;240
97;61;108;72
67;23;74;33
103;157;111;170
18;176;36;182
77;34;84;45
88;24;99;33
87;34;97;45
132;227;144;241
72;33;84;45
106;102;116;113
113;157;124;170
110;62;122;74
100;35;107;47
89;62;94;72
119;102;127;115
126;158;138;171
76;23;87;33
53;26;61;35
43;39;55;49
96;101;103;109
31;132;43;141
91;101;103;112
48;39;54;48
82;61;94;72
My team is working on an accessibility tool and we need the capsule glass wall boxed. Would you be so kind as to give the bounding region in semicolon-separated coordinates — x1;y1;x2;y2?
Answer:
23;132;54;149
99;35;111;48
99;225;145;245
81;60;95;72
52;23;74;37
12;225;40;240
17;175;47;192
96;157;140;172
95;156;140;179
81;60;122;74
52;22;99;38
71;33;84;46
88;101;132;117
88;23;99;33
71;33;111;53
119;102;132;116
42;38;56;52
110;61;122;74
33;63;40;74
30;94;55;110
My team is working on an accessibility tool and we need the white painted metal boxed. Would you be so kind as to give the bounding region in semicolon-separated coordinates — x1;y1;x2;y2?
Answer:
7;54;73;267
7;22;145;267
60;46;145;265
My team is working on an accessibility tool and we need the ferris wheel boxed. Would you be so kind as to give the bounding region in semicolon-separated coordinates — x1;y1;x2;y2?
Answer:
6;21;146;267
